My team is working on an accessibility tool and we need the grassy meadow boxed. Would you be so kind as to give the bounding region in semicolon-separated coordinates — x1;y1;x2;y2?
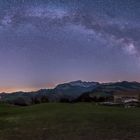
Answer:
0;103;140;140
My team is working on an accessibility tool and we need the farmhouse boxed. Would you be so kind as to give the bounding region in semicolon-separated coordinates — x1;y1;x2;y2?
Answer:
113;90;140;107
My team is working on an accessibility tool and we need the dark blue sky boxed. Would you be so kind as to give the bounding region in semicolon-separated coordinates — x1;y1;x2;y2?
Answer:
0;0;140;92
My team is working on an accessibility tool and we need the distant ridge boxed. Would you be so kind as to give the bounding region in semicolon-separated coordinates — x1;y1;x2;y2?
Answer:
0;81;140;106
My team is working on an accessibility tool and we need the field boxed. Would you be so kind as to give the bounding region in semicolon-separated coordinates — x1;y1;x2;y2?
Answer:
0;103;140;140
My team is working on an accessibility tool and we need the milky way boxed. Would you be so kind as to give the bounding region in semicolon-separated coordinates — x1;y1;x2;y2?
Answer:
0;0;140;92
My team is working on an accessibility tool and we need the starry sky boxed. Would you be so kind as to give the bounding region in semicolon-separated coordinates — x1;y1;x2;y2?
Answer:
0;0;140;92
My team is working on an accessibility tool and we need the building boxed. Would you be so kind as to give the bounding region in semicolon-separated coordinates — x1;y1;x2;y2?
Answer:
113;90;140;107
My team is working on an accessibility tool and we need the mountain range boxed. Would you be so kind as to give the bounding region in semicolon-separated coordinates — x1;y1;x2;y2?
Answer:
0;80;140;106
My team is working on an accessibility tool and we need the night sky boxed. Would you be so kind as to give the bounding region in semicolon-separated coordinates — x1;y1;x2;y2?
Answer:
0;0;140;92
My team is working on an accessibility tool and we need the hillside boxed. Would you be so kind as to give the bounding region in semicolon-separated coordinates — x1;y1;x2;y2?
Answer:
0;81;140;105
0;103;140;140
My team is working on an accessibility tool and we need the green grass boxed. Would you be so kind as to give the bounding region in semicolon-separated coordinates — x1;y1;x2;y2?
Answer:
0;103;140;140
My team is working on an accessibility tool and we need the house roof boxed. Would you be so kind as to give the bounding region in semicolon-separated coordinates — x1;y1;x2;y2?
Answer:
124;99;139;103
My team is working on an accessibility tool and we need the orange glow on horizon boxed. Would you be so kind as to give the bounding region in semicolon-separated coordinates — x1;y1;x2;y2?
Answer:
0;83;56;93
0;87;39;93
0;80;127;93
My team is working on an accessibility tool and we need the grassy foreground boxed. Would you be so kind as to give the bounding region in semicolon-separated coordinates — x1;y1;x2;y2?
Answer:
0;103;140;140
